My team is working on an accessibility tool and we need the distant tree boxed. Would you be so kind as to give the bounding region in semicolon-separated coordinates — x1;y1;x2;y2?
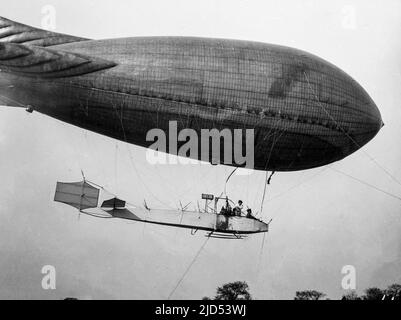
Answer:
341;291;361;300
203;281;252;300
384;283;401;300
294;290;326;300
362;287;384;300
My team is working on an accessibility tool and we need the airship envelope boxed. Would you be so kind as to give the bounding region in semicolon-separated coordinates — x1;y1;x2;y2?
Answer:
0;16;383;171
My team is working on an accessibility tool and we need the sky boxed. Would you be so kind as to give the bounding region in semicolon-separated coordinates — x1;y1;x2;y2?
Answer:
0;0;400;299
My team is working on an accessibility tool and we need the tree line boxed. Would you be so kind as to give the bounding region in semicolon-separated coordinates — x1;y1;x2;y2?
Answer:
202;281;401;300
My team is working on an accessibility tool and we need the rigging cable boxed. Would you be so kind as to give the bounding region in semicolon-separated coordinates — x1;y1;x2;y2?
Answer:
0;93;27;108
329;167;401;203
303;71;401;190
259;171;275;217
267;166;329;204
109;100;176;209
167;236;210;300
249;127;284;213
223;167;238;196
255;232;268;280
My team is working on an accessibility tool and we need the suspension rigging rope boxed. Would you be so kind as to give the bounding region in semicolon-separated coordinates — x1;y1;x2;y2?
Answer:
109;101;176;209
223;167;238;196
259;171;275;217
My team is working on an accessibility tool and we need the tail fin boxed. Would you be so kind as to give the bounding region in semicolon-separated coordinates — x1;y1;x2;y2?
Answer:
54;180;100;210
0;17;116;78
0;16;88;47
0;42;116;78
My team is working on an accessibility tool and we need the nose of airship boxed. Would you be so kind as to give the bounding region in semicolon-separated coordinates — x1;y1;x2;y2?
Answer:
374;102;384;130
326;65;384;158
353;84;384;148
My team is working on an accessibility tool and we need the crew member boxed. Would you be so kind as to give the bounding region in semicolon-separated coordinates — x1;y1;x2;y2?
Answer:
226;203;232;216
225;199;232;216
246;208;254;219
233;200;244;216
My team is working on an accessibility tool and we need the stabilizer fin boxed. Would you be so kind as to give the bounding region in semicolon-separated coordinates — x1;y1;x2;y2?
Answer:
0;16;88;47
0;42;117;78
54;181;100;210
